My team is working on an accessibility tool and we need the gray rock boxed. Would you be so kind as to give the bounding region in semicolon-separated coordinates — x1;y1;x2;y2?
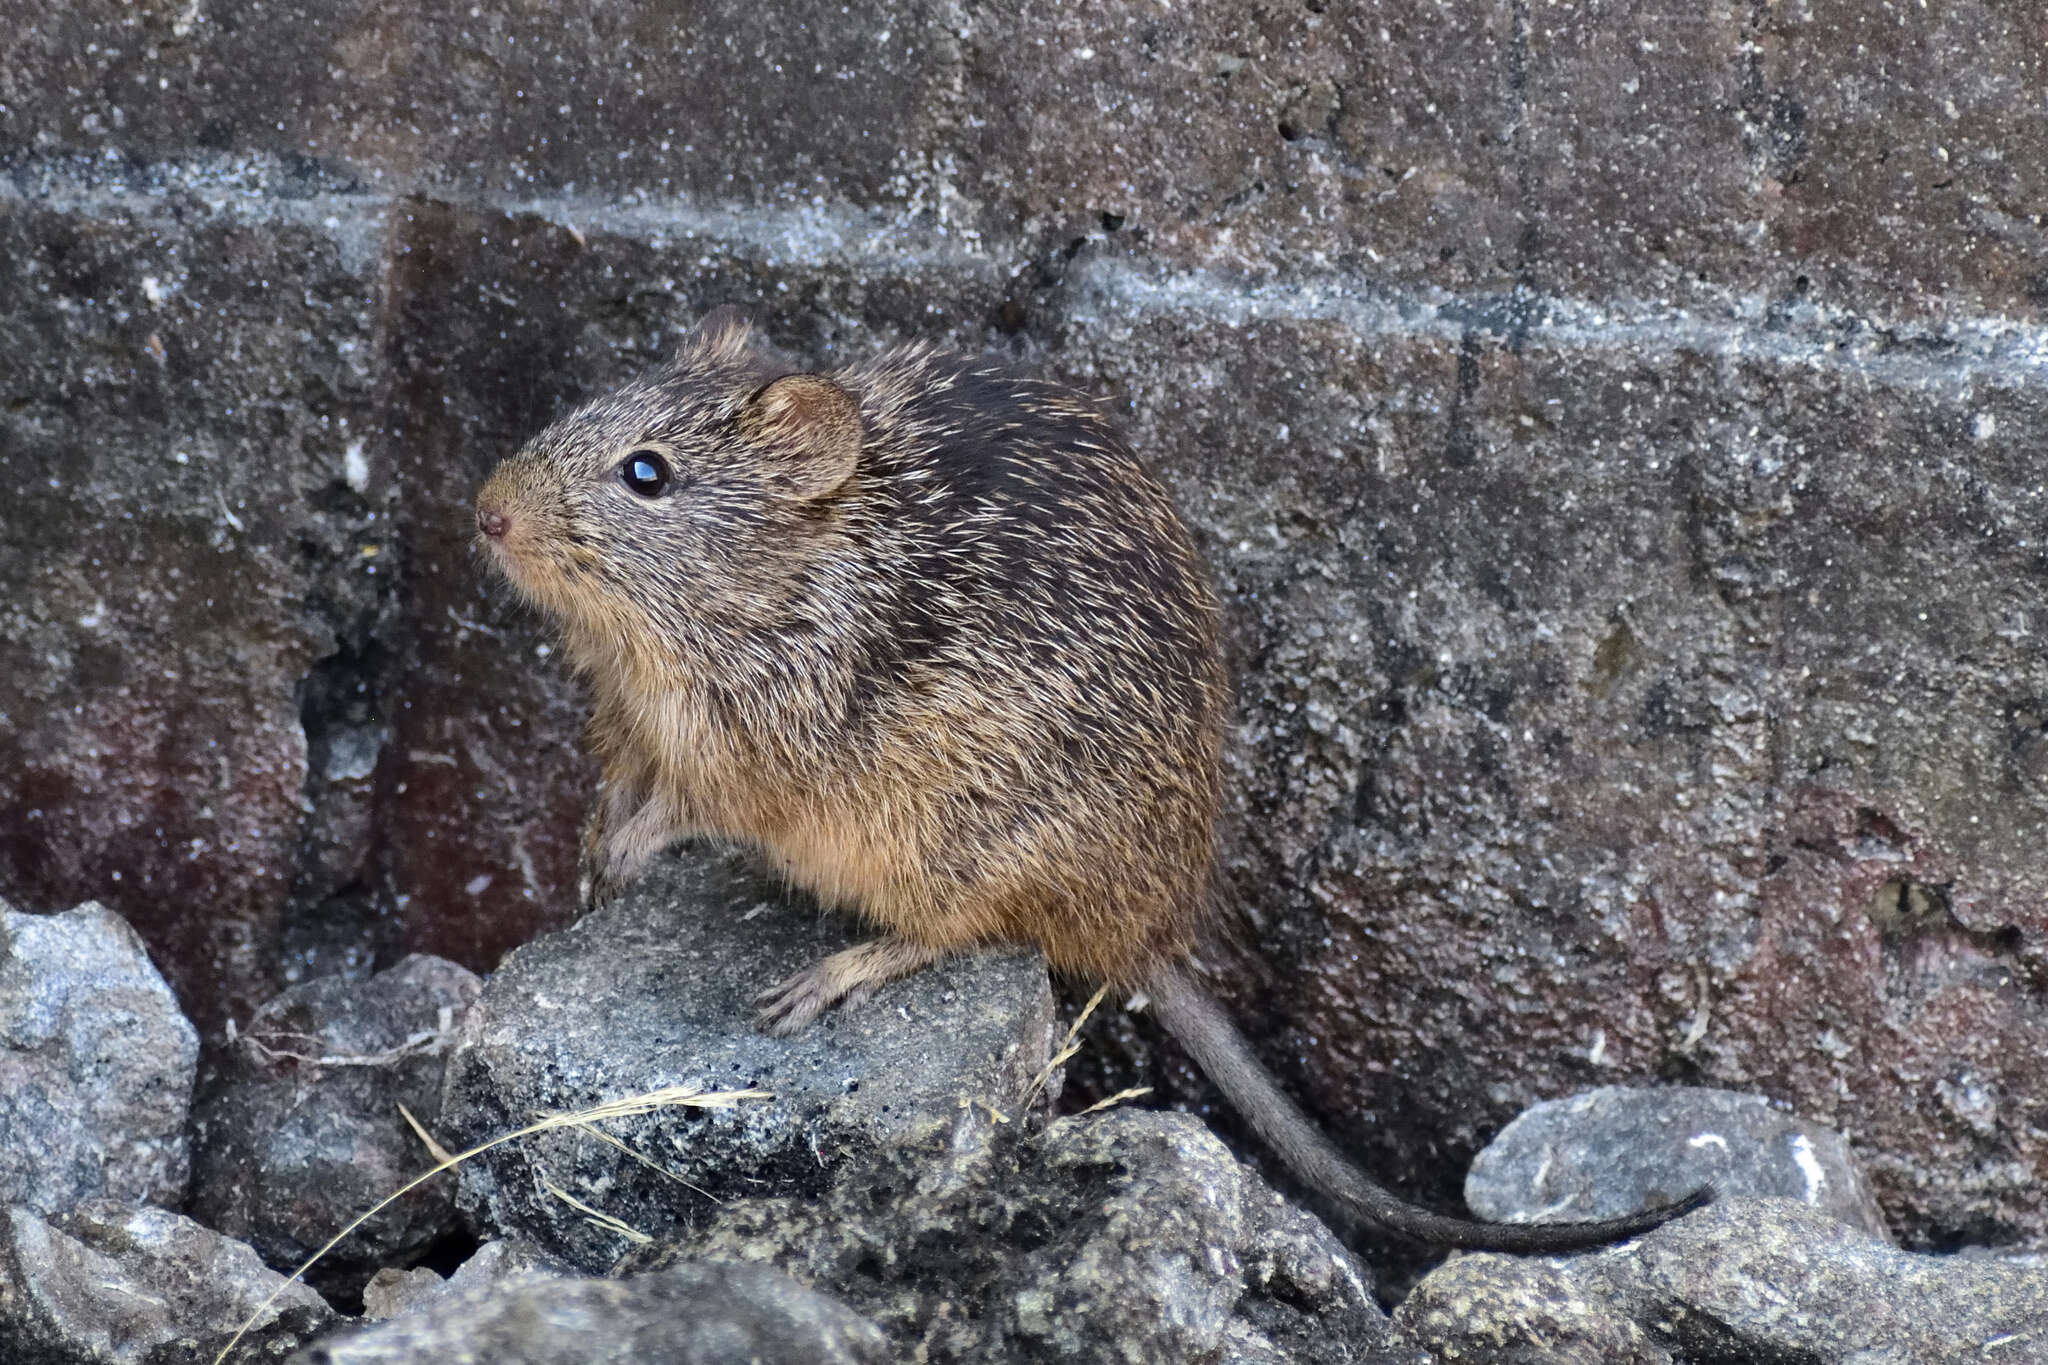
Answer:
189;954;482;1286
1398;1197;2048;1365
1392;1253;1675;1365
440;848;1057;1271
1466;1085;1890;1240
360;1240;575;1322
1627;1198;2048;1365
356;1266;445;1321
291;1260;886;1365
664;1107;1394;1365
0;1201;332;1365
0;902;197;1217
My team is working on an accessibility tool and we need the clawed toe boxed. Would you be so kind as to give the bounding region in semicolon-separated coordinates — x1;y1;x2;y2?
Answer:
752;938;942;1038
754;972;830;1036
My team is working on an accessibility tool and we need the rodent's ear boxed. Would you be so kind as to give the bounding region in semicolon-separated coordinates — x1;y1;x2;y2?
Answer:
678;305;755;364
738;374;862;500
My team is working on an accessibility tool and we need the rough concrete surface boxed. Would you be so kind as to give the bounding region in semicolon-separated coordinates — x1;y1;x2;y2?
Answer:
2;0;2044;1262
5;3;2042;320
0;163;387;1031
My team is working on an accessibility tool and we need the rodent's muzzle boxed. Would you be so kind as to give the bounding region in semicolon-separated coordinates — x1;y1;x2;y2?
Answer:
473;470;544;596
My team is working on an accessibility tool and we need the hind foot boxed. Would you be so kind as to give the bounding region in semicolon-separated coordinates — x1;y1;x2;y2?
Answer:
755;936;942;1036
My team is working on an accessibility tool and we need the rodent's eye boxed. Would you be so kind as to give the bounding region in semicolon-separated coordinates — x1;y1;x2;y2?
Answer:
618;449;673;498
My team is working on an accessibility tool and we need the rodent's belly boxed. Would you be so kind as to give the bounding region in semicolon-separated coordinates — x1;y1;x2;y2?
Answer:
662;760;911;914
717;797;1015;955
749;817;903;916
640;711;1175;969
630;705;906;911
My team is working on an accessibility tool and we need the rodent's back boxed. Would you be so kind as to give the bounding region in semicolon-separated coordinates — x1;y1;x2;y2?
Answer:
483;331;1230;983
813;347;1230;979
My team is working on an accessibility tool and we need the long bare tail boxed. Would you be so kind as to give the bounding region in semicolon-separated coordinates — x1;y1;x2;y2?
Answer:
1143;962;1712;1253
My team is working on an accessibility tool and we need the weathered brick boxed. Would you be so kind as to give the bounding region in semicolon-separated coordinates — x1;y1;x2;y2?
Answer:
0;186;383;1027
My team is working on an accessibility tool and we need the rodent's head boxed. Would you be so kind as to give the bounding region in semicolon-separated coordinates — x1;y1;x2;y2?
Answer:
475;309;864;655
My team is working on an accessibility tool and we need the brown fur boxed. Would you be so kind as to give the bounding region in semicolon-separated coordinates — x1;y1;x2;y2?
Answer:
475;312;1709;1251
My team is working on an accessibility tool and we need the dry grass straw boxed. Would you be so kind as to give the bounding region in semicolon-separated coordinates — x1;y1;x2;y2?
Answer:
1019;984;1105;1115
1017;985;1151;1121
541;1181;654;1245
1075;1085;1152;1115
211;1083;770;1365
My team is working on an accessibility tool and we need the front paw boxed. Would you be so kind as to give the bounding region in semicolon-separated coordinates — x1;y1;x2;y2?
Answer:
586;838;656;910
577;790;624;911
581;792;683;911
577;837;630;911
582;863;628;911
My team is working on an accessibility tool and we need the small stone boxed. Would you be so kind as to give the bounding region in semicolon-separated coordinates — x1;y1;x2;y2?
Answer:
1465;1085;1889;1239
190;954;483;1288
359;1266;446;1320
434;1239;577;1298
1393;1252;1675;1365
0;901;198;1217
366;1240;577;1323
293;1260;886;1365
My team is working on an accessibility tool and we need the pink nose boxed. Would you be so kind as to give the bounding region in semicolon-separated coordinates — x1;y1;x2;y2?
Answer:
477;505;510;539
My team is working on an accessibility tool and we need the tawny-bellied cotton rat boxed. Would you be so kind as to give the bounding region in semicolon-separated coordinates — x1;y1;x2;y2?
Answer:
474;310;1709;1251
